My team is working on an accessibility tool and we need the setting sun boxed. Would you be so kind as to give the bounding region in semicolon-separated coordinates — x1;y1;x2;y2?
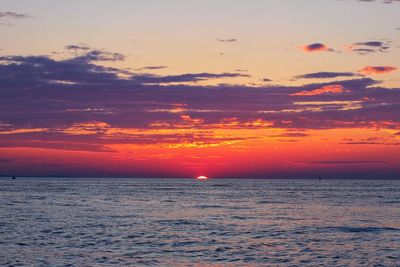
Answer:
196;176;208;180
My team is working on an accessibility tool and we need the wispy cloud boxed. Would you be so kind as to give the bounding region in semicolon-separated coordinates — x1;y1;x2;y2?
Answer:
295;72;360;79
73;50;126;62
347;41;391;54
309;160;388;165
65;44;91;51
136;66;168;71
131;72;249;84
217;38;237;43
291;85;348;96
357;0;400;3
0;11;31;19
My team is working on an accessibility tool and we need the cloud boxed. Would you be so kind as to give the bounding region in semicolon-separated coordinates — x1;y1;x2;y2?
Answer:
357;0;400;3
131;72;249;84
354;41;387;48
1;49;400;153
359;66;397;75
291;85;348;96
341;137;400;145
0;11;30;19
65;44;91;51
0;51;248;87
300;43;333;53
73;50;126;62
137;66;168;71
295;72;360;79
217;38;237;43
347;41;390;54
309;160;388;165
269;132;310;138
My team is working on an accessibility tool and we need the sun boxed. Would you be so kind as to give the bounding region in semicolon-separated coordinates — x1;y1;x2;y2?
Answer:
196;175;208;180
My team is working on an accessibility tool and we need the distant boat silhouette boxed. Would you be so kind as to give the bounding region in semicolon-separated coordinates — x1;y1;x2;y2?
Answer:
318;176;322;180
12;176;16;180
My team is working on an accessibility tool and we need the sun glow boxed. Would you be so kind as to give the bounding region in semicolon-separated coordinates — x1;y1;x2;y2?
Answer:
196;175;208;180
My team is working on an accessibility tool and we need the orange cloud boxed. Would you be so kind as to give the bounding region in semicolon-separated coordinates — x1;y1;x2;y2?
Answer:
300;43;332;53
291;85;348;96
180;115;204;125
359;66;397;75
62;121;110;135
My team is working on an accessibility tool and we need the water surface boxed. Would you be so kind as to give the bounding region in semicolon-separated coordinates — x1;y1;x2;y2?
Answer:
0;178;399;266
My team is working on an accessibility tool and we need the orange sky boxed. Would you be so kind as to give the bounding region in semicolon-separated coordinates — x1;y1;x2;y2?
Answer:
0;0;400;178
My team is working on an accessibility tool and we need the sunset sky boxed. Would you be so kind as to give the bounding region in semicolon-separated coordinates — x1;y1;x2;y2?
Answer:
1;0;400;178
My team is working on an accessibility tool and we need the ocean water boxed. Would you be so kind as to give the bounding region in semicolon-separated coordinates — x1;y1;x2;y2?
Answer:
0;178;399;266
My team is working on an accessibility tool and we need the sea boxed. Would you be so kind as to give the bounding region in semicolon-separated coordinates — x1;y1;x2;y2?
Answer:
0;178;399;266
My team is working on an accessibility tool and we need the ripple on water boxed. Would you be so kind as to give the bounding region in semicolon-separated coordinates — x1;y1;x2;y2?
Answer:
324;226;400;233
0;178;399;266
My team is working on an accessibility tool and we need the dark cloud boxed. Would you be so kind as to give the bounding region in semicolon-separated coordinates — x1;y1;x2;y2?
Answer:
0;51;248;87
309;160;389;165
348;41;391;54
130;72;249;84
295;72;360;79
0;11;30;19
355;41;387;47
359;66;397;75
73;50;126;62
65;44;91;51
217;38;237;43
300;43;333;53
1;50;400;152
137;66;168;71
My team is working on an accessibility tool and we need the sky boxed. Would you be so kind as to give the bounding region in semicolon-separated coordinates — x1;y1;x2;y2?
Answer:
0;0;400;178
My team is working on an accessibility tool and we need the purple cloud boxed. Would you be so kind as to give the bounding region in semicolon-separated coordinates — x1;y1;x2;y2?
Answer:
65;44;91;51
217;38;237;43
136;66;168;71
300;43;334;53
0;11;30;19
1;50;400;152
73;50;126;62
130;72;249;84
295;72;360;79
348;41;391;54
309;160;388;165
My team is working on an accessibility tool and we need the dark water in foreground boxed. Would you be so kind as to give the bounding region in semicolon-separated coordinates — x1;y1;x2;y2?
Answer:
0;178;399;266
